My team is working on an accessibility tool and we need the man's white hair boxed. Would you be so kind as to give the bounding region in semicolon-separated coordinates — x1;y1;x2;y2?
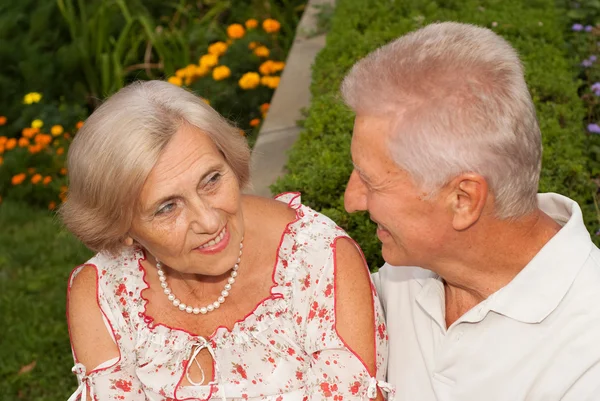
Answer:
341;22;542;218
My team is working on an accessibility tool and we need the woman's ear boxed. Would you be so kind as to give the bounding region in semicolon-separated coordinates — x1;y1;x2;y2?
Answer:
122;236;134;247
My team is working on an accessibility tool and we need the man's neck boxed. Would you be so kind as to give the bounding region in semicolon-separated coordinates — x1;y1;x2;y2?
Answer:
437;209;562;328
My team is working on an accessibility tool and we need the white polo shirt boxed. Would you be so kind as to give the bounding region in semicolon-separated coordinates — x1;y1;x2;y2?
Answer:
373;193;600;401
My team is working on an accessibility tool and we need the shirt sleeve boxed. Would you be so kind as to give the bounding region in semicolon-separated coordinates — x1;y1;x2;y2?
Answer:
297;237;394;400
561;362;600;401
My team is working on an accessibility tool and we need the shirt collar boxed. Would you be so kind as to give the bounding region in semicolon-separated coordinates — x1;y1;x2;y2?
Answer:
482;193;593;323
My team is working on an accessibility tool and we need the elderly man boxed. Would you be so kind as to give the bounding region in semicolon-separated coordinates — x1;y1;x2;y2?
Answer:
341;22;600;400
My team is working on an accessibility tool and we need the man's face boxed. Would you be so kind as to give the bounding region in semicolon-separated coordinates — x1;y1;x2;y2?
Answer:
344;114;452;267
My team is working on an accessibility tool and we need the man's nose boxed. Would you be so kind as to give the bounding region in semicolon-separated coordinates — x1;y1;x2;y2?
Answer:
344;170;367;213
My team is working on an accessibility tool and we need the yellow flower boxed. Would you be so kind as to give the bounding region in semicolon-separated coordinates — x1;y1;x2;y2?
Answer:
199;54;219;69
23;92;42;105
261;76;281;89
202;98;210;105
254;46;270;58
208;41;228;56
168;76;183;86
248;41;259;50
239;72;261;90
31;119;43;129
227;24;245;39
51;125;64;136
245;19;258;29
262;19;281;33
250;118;261;127
175;68;187;78
212;65;231;81
0;116;6;126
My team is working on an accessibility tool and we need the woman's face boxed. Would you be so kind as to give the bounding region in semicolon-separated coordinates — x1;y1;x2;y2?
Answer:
129;124;244;276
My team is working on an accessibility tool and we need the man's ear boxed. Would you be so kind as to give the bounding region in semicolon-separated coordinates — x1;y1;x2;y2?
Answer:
445;173;488;231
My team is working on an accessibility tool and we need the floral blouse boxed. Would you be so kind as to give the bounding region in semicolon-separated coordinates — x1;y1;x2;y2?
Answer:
67;193;393;401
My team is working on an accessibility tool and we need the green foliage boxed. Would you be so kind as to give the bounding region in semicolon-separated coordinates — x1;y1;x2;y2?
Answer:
0;201;92;400
273;0;596;269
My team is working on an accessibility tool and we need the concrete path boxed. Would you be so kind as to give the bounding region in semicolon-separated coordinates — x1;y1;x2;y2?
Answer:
248;0;335;197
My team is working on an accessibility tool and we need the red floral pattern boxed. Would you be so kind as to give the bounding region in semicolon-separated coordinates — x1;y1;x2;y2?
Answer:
68;193;390;400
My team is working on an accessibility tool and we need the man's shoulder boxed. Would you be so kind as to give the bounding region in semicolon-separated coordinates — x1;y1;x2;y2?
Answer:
372;264;436;301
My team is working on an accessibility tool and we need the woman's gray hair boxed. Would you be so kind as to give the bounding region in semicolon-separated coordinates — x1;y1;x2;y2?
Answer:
341;22;541;218
60;80;250;254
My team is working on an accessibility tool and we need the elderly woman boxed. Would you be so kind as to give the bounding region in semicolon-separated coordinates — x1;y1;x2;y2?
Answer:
62;81;391;401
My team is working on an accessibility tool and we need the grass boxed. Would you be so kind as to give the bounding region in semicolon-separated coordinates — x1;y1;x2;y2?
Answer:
0;200;92;400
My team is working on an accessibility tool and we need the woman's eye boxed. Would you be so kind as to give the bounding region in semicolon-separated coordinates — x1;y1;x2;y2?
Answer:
206;172;221;186
156;203;175;215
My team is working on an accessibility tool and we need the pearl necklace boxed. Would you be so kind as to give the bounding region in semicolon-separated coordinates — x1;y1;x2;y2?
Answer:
156;239;243;315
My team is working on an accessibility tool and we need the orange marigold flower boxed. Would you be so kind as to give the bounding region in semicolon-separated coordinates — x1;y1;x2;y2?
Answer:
31;174;42;184
64;132;72;140
238;72;261;90
245;19;258;29
272;61;285;73
0;156;3;165
22;127;39;138
42;176;52;185
259;60;275;76
227;24;245;39
60;168;68;175
262;18;281;34
57;147;64;155
60;185;68;193
253;46;270;58
27;167;36;174
76;121;84;129
212;65;232;81
208;41;228;57
18;137;30;147
6;138;17;150
0;144;4;154
0;116;7;126
260;76;280;89
0;136;6;145
199;54;219;69
168;76;183;86
260;103;270;114
28;144;42;154
48;201;57;211
51;125;64;136
248;41;259;50
11;173;26;185
250;118;261;127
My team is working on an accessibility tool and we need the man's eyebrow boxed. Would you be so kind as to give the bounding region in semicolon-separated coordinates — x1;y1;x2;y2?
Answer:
352;162;371;183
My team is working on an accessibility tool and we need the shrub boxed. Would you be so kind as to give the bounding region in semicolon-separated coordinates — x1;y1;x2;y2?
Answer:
273;0;595;269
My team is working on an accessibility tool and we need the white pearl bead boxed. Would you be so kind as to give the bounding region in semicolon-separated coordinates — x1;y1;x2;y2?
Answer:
240;243;243;249
160;282;168;289
233;264;239;271
157;270;164;276
213;301;220;309
159;275;166;282
163;288;171;295
200;307;208;314
224;284;232;291
179;303;187;311
218;296;225;303
221;290;229;297
237;258;241;263
207;304;214;312
168;294;175;301
231;271;238;278
173;299;180;306
228;277;235;285
193;308;200;315
185;306;193;314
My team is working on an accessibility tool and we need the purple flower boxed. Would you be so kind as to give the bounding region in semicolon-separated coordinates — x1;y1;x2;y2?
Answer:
588;123;600;134
592;83;600;95
586;25;594;32
573;23;584;31
591;55;598;62
582;59;593;67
